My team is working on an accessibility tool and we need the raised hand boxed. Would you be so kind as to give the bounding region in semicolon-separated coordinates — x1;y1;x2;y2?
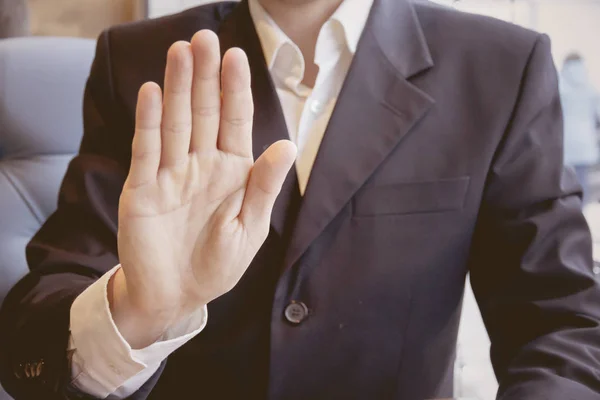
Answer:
109;30;296;348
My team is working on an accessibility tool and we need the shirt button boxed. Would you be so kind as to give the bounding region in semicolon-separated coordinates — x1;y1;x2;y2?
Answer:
309;100;323;114
284;301;309;325
593;266;600;275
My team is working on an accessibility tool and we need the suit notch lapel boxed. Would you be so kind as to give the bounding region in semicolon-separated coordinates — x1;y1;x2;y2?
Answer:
284;0;436;268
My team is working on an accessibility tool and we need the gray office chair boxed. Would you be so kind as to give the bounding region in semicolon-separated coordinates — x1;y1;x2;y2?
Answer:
0;36;95;399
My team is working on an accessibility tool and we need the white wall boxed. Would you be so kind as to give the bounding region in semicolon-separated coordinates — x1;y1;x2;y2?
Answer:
444;0;600;88
533;0;600;88
147;0;230;18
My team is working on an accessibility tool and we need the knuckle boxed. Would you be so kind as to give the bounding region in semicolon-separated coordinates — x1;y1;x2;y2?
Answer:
222;86;251;96
165;85;190;95
162;121;192;135
132;148;160;162
192;104;220;117
224;117;251;128
136;122;159;132
194;72;220;82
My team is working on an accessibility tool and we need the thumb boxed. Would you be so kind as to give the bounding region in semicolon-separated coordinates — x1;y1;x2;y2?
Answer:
240;140;297;233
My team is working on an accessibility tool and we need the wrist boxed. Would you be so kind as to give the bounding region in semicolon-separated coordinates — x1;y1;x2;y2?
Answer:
107;268;172;349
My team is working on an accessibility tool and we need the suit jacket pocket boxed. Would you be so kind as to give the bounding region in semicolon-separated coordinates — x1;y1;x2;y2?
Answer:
353;177;471;217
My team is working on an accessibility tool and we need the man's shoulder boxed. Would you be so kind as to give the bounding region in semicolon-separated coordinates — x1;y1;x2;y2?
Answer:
112;1;237;36
413;0;541;62
102;1;237;60
118;2;235;34
89;2;239;114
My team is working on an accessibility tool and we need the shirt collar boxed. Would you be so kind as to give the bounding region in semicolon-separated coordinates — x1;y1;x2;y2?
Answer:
331;0;374;54
248;0;374;70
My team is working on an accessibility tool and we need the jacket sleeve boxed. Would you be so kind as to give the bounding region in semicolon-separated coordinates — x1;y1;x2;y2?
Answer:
0;29;165;400
468;34;600;400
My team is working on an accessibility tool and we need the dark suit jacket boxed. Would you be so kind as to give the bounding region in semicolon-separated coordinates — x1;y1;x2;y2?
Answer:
2;0;600;399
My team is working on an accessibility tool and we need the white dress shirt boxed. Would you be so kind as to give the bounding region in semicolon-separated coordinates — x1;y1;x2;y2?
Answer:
250;0;373;194
68;0;374;398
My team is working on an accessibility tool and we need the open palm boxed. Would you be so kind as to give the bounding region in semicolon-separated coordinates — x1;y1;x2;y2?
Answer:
113;30;296;347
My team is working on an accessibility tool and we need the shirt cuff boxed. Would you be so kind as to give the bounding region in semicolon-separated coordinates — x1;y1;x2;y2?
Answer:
69;265;207;398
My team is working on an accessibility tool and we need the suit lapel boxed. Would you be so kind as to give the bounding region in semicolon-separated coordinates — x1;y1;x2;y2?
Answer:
218;1;299;236
284;0;436;268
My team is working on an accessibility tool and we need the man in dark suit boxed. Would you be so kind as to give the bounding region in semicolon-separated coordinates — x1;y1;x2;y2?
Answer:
1;0;600;399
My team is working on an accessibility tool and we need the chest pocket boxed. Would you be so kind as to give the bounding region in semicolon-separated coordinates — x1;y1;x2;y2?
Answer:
353;176;471;217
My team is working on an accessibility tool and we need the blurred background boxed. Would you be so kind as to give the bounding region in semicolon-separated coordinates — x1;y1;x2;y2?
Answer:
2;1;599;399
27;0;138;37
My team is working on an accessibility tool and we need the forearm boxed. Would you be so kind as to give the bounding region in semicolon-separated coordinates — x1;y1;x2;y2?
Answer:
473;198;600;398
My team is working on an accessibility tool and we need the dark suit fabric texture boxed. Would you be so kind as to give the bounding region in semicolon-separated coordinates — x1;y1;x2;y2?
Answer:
1;0;600;399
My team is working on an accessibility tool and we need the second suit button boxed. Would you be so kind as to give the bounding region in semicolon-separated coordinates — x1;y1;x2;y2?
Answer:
285;301;308;324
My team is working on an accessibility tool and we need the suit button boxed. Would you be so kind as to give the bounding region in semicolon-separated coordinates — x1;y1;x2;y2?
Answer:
284;301;308;324
15;360;44;379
